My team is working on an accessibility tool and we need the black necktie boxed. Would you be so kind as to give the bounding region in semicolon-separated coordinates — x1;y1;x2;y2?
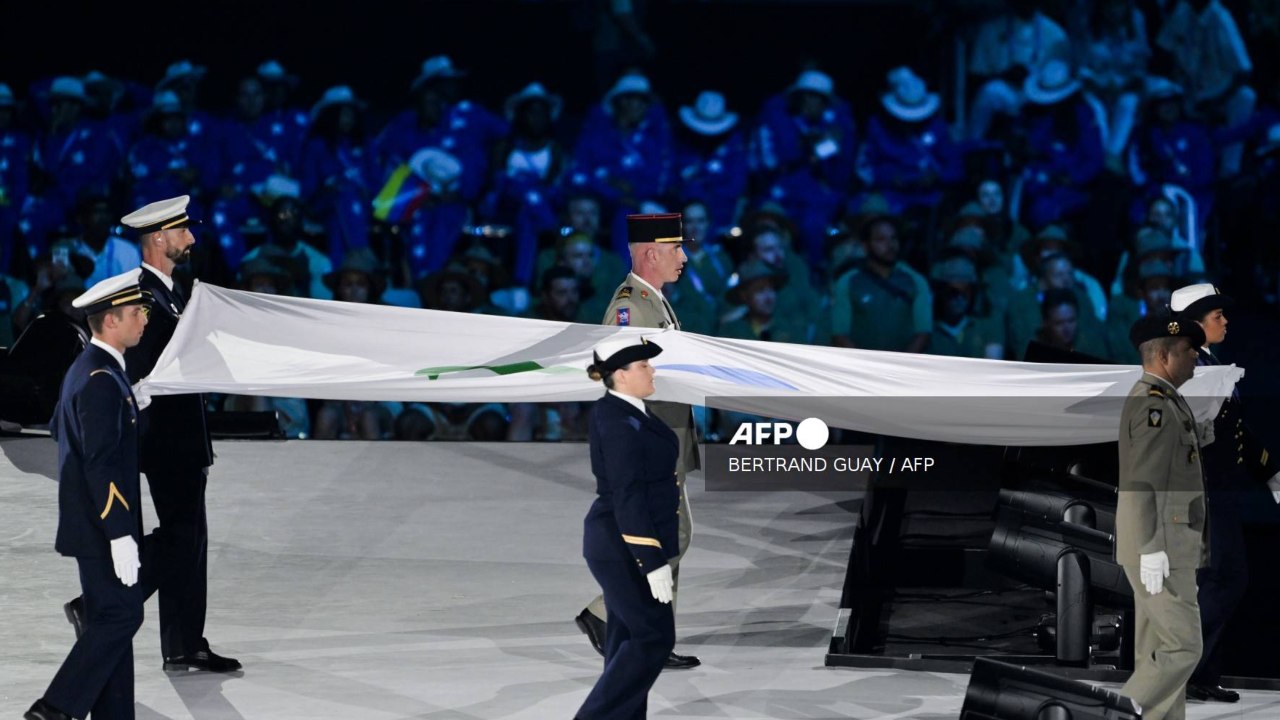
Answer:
170;281;186;313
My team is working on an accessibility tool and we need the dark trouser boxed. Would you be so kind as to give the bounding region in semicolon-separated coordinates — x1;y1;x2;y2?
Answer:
1192;495;1249;686
44;545;159;720
577;558;675;720
145;465;209;659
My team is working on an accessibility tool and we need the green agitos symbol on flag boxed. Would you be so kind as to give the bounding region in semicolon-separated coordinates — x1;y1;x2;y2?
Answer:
416;361;578;380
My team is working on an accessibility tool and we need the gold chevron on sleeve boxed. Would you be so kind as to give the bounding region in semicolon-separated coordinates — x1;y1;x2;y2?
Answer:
99;482;131;520
621;534;662;549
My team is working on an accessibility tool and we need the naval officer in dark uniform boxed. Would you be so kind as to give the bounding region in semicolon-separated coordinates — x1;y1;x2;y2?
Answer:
576;335;679;720
1170;283;1280;703
26;272;153;720
1116;313;1211;720
116;195;239;672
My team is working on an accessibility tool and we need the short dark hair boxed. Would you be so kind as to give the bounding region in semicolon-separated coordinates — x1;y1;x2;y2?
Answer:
858;214;899;244
86;307;124;335
1040;287;1078;318
540;265;578;294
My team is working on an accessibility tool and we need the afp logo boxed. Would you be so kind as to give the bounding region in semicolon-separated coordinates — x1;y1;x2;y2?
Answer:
728;417;829;450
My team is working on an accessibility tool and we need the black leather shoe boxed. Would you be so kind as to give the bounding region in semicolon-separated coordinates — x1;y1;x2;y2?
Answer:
25;698;72;720
63;597;86;640
664;651;701;669
575;608;606;657
1187;683;1239;703
163;648;243;673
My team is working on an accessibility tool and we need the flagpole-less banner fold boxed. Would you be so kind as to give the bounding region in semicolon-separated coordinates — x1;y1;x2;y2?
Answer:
139;283;1243;447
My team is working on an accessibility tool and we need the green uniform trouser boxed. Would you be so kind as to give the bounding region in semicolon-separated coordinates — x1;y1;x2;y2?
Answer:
587;472;692;618
1121;566;1203;720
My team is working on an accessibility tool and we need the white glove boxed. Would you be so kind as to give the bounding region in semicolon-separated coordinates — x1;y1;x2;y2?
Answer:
646;564;673;604
1267;472;1280;504
1139;551;1169;596
110;536;141;587
131;381;152;411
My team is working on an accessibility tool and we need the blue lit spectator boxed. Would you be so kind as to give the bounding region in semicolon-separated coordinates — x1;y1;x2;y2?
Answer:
374;57;504;276
24;77;123;253
64;188;141;287
831;215;931;352
300;86;378;267
1127;78;1214;227
154;60;220;152
0;83;30;273
81;70;148;154
678;199;733;306
672;90;748;233
483;82;567;285
570;72;674;257
1011;60;1104;229
927;253;1004;359
967;0;1070;140
753;68;856;267
554;231;625;323
127;90;221;212
240;194;334;299
221;76;285;199
1156;0;1255;176
1074;0;1150;165
255;59;309;175
858;67;962;214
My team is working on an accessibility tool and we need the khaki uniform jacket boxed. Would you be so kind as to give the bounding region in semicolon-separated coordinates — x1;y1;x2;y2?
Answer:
1115;372;1211;570
602;273;700;473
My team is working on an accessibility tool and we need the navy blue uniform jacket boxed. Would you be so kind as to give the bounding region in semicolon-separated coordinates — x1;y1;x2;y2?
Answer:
125;268;213;472
51;343;143;558
584;392;681;572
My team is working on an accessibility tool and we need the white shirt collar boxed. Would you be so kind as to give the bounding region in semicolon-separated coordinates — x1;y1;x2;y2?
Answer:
89;337;126;372
608;389;648;415
141;262;174;291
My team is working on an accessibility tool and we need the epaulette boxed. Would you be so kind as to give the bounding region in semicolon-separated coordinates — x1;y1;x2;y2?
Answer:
89;369;112;377
615;286;633;300
1147;385;1166;399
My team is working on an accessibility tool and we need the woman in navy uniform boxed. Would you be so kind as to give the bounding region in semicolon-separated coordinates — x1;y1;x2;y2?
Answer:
26;271;152;720
577;335;678;720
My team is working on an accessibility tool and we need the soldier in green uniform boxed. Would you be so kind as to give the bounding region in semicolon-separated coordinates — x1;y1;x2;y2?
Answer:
1116;313;1211;720
575;212;701;670
926;254;1004;359
831;215;931;352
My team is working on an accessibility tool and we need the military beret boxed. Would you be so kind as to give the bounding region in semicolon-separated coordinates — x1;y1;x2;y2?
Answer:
1129;312;1205;350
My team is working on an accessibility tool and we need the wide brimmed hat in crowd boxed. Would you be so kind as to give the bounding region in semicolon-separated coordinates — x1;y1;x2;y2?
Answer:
1129;312;1205;349
679;90;738;136
323;247;387;295
1137;259;1175;281
787;69;834;98
727;259;788;304
1170;283;1233;318
310;85;366;121
238;255;295;289
592;335;662;374
49;76;88;103
1144;76;1184;102
1024;60;1080;105
948;225;986;251
930;255;979;285
1133;227;1175;259
409;147;463;190
418;261;484;309
603;73;652;112
411;55;465;92
0;83;13;107
257;59;299;87
504;82;563;121
881;67;939;122
157;60;207;90
148;90;183;117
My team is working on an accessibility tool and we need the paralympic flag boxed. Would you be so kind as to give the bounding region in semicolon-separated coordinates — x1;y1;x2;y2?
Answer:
138;283;1243;447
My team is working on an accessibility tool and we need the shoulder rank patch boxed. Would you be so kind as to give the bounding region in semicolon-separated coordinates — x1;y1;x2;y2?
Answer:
615;286;633;301
1148;409;1162;427
89;369;111;377
616;307;631;326
1147;387;1166;398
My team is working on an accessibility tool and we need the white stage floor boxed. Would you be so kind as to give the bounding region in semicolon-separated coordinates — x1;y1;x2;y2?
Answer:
3;436;1277;719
